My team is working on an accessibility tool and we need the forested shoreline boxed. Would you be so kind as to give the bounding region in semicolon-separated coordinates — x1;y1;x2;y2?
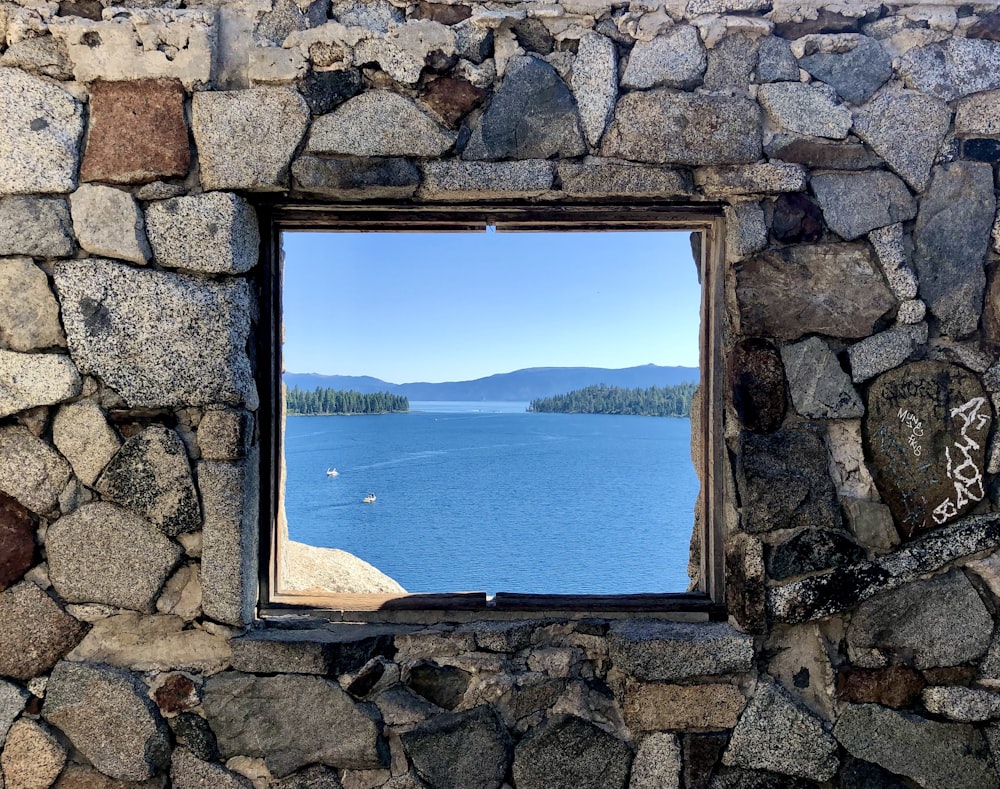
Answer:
527;383;697;417
286;386;409;415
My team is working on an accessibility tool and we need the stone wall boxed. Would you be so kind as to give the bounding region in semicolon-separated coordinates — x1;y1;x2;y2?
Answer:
3;0;1000;786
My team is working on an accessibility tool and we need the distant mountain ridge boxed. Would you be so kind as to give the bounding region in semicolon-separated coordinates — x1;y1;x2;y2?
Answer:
283;364;699;403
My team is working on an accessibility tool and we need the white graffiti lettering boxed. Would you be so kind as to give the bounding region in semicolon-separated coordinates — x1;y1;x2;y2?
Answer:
931;397;988;524
897;407;924;457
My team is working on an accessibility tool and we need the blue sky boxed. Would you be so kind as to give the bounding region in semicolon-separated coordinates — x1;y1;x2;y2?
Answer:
282;230;701;383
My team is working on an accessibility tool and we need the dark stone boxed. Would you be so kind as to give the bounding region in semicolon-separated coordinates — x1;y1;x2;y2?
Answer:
770;194;823;244
864;361;992;537
838;756;911;789
169;712;220;762
773;9;865;38
297;69;363;116
230;628;395;676
406;660;471;710
736;426;838;535
755;36;799;83
684;732;728;789
913;162;995;338
414;0;471;24
980;262;1000;348
271;765;344;789
154;673;198;715
922;665;976;686
708;769;821;789
963;138;1000;162
968;14;1000;41
346;659;387;698
426;49;459;72
726;534;766;634
512;714;632;789
513;17;554;54
0;581;87;680
811;170;916;241
463;55;584;160
291;155;419;199
797;36;892;104
81;80;189;184
704;33;758;90
57;0;102;19
729;338;787;434
421;77;487;127
401;706;511;789
0;492;34;591
496;678;566;723
765;134;883;171
469;619;539;652
766;530;866;581
835;666;925;708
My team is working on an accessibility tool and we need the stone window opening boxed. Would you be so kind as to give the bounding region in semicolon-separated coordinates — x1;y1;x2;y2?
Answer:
256;204;728;624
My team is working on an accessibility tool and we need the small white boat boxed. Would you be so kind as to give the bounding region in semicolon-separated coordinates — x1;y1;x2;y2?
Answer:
363;492;376;503
326;468;339;477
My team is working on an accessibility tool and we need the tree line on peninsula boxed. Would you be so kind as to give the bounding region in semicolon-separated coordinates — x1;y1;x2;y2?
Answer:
527;383;697;417
285;386;409;415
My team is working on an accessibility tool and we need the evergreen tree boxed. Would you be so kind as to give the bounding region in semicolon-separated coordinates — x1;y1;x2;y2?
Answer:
527;382;697;417
285;387;409;415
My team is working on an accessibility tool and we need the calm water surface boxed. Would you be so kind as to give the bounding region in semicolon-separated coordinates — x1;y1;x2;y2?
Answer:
283;402;698;594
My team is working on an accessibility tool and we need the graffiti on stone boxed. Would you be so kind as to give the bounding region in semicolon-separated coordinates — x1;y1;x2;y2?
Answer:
864;362;992;538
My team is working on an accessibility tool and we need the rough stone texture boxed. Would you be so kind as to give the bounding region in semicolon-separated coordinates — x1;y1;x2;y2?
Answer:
847;571;993;669
780;336;863;419
0;67;83;194
0;493;34;591
608;621;753;681
624;683;745;731
558;159;690;199
826;420;878;501
0;580;85;680
724;201;767;262
703;32;758;90
52;401;121;488
0;425;72;515
922;686;1000;722
898;37;1000;101
755;35;799;82
736;426;838;534
298;69;363;116
406;661;470;709
230;628;395;676
601;91;761;165
54;259;257;409
836;665;925;708
0;679;27;748
912;162;995;338
43;661;171;782
0;258;67;352
765;134;882;171
570;32;617;148
622;25;706;90
198;409;252;461
418;160;554;200
729;338;787;434
156;562;202;621
1;718;67;789
848;323;928;383
630;732;680;789
463;56;585;160
292;155;420;200
766;529;866;581
797;34;891;104
0;36;72;79
192;88;310;191
146;193;259;275
736;243;895;341
420;76;487;128
868;224;918;301
401;706;511;789
80;79;189;184
46;501;182;611
726;533;767;635
0;349;81;419
956;90;1000;136
0;197;74;258
203;673;386;777
864;361;991;535
70;185;150;265
171;748;252;789
810;170;916;241
842;498;898;553
757;82;851;139
513;714;631;789
308;92;456;157
834;704;999;789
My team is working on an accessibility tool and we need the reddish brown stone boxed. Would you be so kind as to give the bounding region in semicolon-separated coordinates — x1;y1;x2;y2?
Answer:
835;665;925;708
921;665;976;686
0;581;87;680
57;0;102;19
154;673;199;715
729;338;787;434
81;80;190;185
414;1;471;25
682;733;727;789
0;492;35;591
420;77;488;127
983;262;1000;350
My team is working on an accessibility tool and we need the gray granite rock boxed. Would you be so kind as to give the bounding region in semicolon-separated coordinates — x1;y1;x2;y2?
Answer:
292;155;420;200
0;197;74;258
145;192;259;275
847;322;927;383
406;661;470;710
513;714;630;789
0;349;80;419
811;170;916;241
402;706;511;789
736;243;895;341
696;163;806;197
198;408;252;461
46;501;182;611
601;91;761;165
834;704;999;789
171;747;252;789
622;25;705;90
736;426;838;534
0;580;85;681
192;88;310;191
557;159;690;198
724;201;767;262
868;224;917;301
780;336;863;419
308;91;456;157
897;299;926;325
271;765;344;789
0;257;66;352
52;400;121;487
847;570;992;669
853;90;951;193
755;35;799;82
330;0;400;30
757;82;851;139
607;620;753;681
0;425;72;515
570;32;617;148
0;679;26;747
43;661;171;781
704;33;758;90
913;162;995;338
70;185;150;265
767;529;866;580
54;259;257;409
203;672;387;777
765;133;882;171
630;732;680;789
899;37;1000;101
0;67;84;195
923;686;1000;722
723;681;838;781
418;160;554;200
464;56;584;160
96;426;201;537
0;36;73;80
797;34;891;104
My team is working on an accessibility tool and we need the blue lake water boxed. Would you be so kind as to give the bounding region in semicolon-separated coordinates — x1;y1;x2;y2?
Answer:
283;402;698;595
